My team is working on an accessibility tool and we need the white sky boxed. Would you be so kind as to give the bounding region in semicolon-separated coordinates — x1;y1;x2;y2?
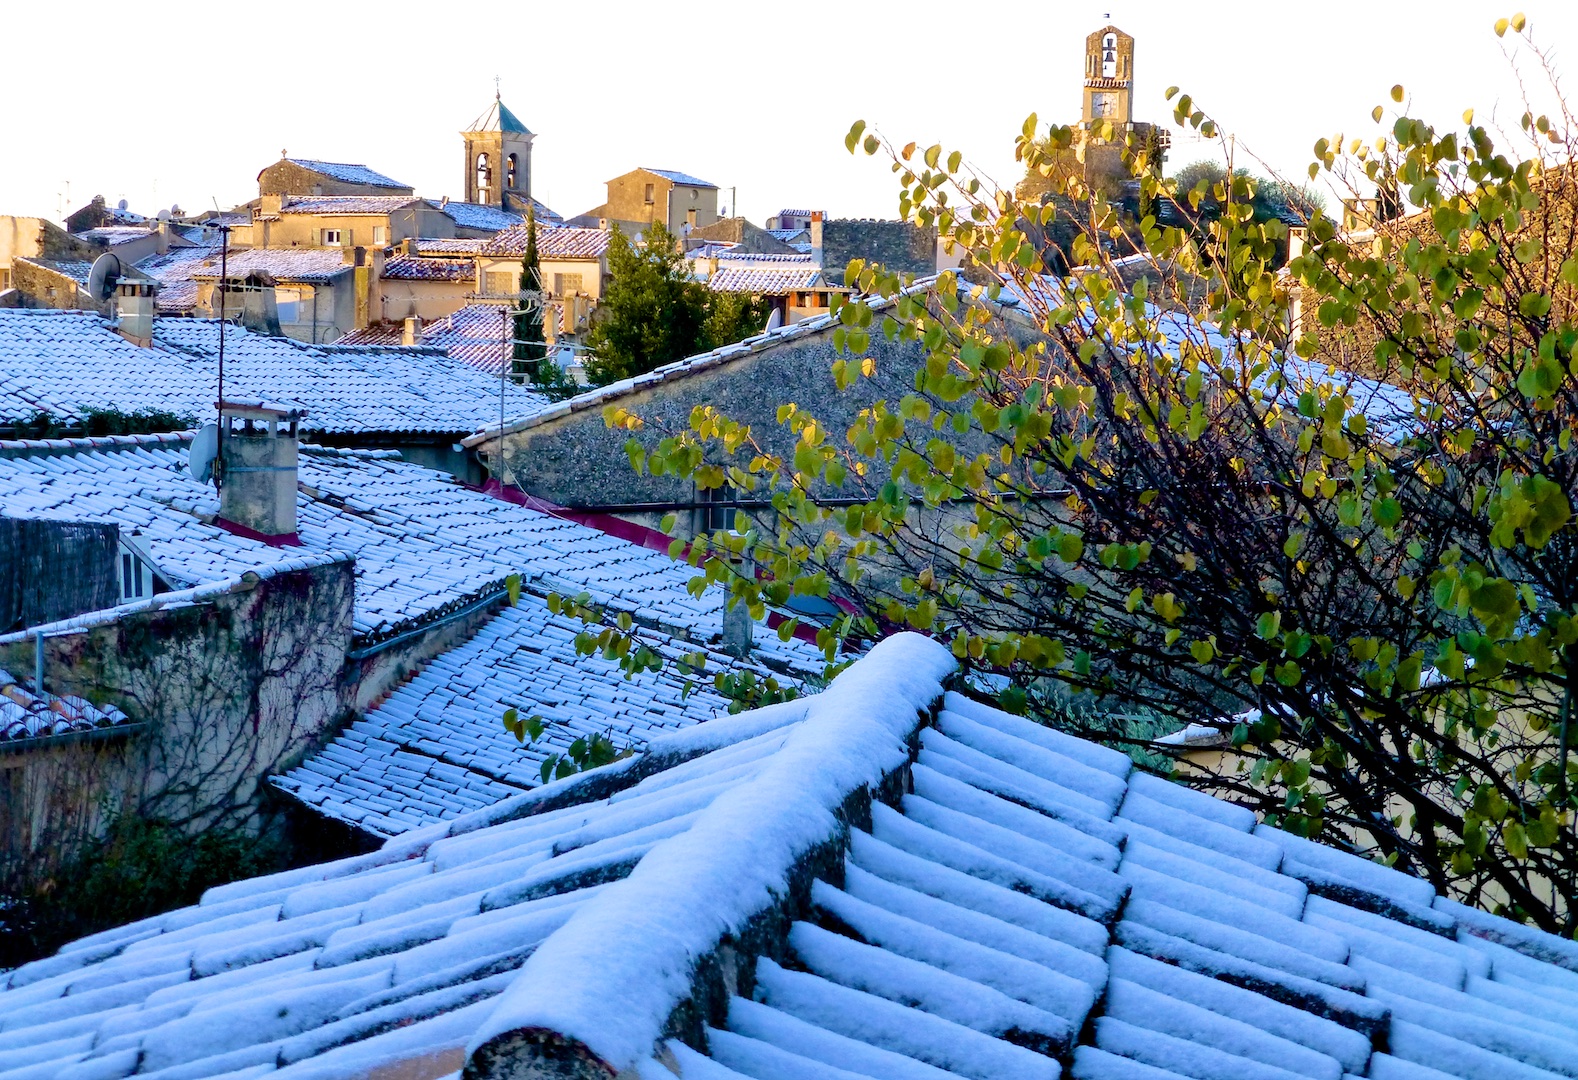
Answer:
4;1;1575;224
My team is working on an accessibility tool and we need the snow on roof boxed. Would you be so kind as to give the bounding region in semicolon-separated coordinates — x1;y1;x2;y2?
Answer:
638;167;718;189
767;227;810;242
0;309;546;435
0;665;130;744
411;238;486;256
284;159;410;190
707;264;825;295
481;224;611;260
8;632;1577;1080
75;226;154;246
15;257;93;285
134;246;227;312
432;201;522;233
186;248;351;284
337;305;509;375
379;255;475;282
277;195;424;216
273;595;826;837
0;436;743;643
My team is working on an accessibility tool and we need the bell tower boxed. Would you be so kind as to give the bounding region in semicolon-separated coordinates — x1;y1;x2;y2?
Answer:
462;91;535;209
1081;24;1134;128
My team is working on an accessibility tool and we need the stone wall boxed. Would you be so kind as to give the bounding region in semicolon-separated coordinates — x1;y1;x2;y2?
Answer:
0;516;120;632
0;559;356;886
487;323;927;528
822;218;936;281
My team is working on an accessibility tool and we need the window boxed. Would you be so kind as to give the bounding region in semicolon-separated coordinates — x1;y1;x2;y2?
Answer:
690;188;699;201
506;153;519;189
643;183;655;205
372;225;387;245
553;272;584;296
486;271;516;297
322;228;342;245
686;208;697;228
0;269;9;289
119;549;153;600
701;484;737;533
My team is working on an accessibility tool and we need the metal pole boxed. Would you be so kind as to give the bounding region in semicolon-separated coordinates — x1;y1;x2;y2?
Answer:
34;629;44;699
217;224;229;489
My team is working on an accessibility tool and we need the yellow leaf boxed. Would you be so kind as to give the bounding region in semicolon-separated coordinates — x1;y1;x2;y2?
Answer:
1495;16;1509;36
1390;84;1404;103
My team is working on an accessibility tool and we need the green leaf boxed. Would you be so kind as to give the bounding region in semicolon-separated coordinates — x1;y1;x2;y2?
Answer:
845;120;867;153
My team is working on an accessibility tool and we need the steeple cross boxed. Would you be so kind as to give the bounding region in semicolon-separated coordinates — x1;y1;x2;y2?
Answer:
494;75;501;99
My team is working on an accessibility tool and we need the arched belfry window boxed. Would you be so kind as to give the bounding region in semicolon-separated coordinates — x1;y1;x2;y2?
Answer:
506;154;519;190
476;152;492;202
1102;34;1117;77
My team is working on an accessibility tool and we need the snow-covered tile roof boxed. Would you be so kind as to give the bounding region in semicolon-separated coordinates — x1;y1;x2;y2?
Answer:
380;255;475;282
135;247;228;312
481;225;610;259
0;666;130;743
432;201;521;233
273;596;823;837
7;632;1575;1080
75;226;155;247
707;263;825;294
0;309;545;435
284;159;409;190
337;305;509;375
185;248;351;284
277;196;424;216
15;257;94;285
767;227;810;243
639;167;717;188
411;238;486;256
0;436;762;644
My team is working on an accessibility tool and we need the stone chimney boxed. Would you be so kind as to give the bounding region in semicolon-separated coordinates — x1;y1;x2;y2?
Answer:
114;279;157;346
809;211;824;267
215;401;303;545
260;193;283;217
402;316;422;346
721;555;754;659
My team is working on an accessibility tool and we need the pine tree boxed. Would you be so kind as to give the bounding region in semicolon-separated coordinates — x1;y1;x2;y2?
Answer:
510;207;544;382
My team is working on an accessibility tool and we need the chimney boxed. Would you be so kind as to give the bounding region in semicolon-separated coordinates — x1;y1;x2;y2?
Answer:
809;211;824;267
216;401;303;545
261;193;283;217
156;221;171;255
237;273;282;336
721;554;754;659
114;279;157;346
402;316;422;346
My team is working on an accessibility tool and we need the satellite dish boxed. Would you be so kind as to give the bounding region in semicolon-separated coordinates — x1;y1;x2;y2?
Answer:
764;307;784;332
87;253;122;303
117;199;129;211
156;209;171;222
188;422;219;485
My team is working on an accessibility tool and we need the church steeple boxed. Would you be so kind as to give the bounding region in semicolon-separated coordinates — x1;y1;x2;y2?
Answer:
462;91;535;209
1081;24;1134;128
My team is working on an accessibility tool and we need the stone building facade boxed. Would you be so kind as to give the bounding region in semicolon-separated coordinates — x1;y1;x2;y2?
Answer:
821;218;937;281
